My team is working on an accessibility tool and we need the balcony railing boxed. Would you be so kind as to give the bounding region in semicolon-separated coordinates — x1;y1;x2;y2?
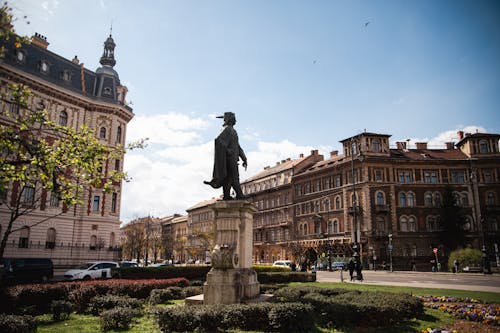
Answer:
374;204;389;213
347;206;362;215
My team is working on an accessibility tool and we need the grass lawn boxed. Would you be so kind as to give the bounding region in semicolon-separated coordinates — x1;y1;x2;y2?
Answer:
35;283;498;333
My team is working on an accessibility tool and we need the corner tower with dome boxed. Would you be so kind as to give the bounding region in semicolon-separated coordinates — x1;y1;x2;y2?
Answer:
0;31;134;266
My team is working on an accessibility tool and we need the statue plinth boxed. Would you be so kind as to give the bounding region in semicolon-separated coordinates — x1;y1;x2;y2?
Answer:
203;200;260;304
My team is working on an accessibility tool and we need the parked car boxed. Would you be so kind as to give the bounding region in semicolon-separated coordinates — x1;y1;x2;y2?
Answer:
150;261;173;267
119;261;138;268
272;260;292;268
64;261;118;280
0;258;53;284
462;265;481;273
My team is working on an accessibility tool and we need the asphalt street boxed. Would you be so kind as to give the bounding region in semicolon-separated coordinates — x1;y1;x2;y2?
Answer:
316;270;500;293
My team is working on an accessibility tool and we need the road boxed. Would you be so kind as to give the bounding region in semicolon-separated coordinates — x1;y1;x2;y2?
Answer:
315;270;500;293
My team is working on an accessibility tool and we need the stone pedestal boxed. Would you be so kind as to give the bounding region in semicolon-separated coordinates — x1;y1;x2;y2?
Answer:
203;200;260;304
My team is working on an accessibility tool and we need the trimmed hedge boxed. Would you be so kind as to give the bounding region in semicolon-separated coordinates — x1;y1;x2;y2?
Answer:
113;266;211;280
0;314;37;333
49;300;72;321
5;278;189;314
274;286;423;328
87;295;143;315
154;302;314;333
99;307;139;331
257;271;316;283
253;265;291;273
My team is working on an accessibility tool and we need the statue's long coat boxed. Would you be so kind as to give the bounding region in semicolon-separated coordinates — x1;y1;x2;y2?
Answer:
207;125;245;188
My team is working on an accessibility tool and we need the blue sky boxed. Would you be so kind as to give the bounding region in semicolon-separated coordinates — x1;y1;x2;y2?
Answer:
11;0;500;222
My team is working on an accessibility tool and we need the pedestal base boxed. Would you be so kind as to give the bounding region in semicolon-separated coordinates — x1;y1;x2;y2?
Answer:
203;268;260;304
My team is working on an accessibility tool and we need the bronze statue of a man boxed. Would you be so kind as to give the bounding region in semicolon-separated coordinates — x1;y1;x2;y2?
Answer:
204;112;247;200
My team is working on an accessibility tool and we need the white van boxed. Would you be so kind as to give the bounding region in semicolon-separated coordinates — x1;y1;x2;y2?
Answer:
64;261;119;280
272;260;292;268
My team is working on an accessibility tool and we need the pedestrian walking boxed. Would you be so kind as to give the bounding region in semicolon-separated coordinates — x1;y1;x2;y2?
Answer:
453;259;460;273
348;258;355;281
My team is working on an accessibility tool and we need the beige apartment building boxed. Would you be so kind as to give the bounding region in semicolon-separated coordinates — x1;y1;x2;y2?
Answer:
0;33;133;266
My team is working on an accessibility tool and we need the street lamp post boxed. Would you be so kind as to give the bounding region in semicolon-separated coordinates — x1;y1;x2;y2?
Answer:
351;138;363;280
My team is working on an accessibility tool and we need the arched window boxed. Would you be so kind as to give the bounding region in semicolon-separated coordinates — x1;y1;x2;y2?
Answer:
324;199;331;211
411;244;417;257
487;218;498;231
327;221;333;234
89;235;97;250
407;192;415;207
426;215;437;232
461;192;469;206
333;219;339;233
351;192;358;206
399;193;407;207
109;232;115;248
375;191;385;205
116;126;122;143
376;216;385;233
425;192;433;207
22;185;35;206
99;127;106;139
486;192;497;206
434;192;442;207
372;139;381;153
408;216;416;232
479;140;489;154
335;196;342;209
314;220;321;234
19;226;30;248
400;216;408;232
46;228;56;249
58;110;68;126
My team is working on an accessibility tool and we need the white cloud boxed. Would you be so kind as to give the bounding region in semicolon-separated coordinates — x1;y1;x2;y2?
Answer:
120;119;329;222
393;125;487;149
126;113;209;146
41;0;59;16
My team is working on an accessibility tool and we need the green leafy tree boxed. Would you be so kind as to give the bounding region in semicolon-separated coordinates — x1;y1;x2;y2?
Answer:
447;248;482;272
439;186;466;253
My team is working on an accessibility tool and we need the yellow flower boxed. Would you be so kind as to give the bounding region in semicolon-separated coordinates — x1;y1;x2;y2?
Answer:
14;41;21;48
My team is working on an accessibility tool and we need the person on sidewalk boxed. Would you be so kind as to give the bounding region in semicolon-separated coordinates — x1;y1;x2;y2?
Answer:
348;258;355;281
453;259;460;273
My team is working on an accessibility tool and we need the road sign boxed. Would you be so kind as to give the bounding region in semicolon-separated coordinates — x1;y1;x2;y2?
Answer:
433;248;438;254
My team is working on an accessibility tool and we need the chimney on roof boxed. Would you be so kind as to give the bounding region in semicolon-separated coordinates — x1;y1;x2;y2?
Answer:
299;153;304;158
415;142;428;150
276;161;280;165
445;142;455;150
281;160;286;163
264;166;270;170
396;142;407;150
286;158;291;161
311;149;318;156
465;133;471;137
72;55;79;64
330;150;338;158
31;33;49;49
457;131;464;140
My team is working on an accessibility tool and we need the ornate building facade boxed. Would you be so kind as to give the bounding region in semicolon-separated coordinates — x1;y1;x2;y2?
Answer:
240;131;500;269
0;33;133;266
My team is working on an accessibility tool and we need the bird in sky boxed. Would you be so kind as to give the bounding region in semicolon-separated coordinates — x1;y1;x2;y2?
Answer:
312;60;317;64
365;21;370;27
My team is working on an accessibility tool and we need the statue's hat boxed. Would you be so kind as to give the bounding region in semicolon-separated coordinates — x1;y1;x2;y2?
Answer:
216;112;235;119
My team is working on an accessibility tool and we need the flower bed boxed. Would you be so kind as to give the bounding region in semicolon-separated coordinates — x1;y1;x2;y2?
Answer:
417;295;500;327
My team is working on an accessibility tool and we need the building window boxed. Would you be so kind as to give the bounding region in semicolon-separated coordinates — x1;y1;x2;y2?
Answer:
111;192;117;213
483;170;493;183
40;61;49;74
425;192;433;207
335;196;341;209
49;193;59;207
479;140;489;154
19;227;30;248
99;127;106;139
426;216;438;232
45;228;56;249
487;218;498;231
400;216;408;232
8;98;20;115
398;170;412;183
16;50;26;63
93;195;100;212
58;111;68;126
424;171;438;184
451;170;465;184
375;169;383;182
487;192;497;206
376;217;385;233
114;159;120;171
89;235;97;250
314;220;320;234
21;185;35;206
407;192;415;207
333;219;339;233
117;125;122;142
376;191;385;205
460;192;469;206
104;87;112;95
109;232;115;248
335;176;341;187
327;221;333;234
434;192;442;207
399;193;406;207
408;216;416;232
371;139;381;153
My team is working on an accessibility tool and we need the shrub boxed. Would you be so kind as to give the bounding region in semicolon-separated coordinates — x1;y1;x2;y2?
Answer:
260;283;286;294
50;300;73;321
99;307;138;331
221;303;273;331
88;295;142;315
257;271;316;283
448;248;483;272
69;285;98;313
268;302;315;333
7;283;70;314
148;287;182;305
182;286;203;298
253;265;291;273
0;314;37;333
